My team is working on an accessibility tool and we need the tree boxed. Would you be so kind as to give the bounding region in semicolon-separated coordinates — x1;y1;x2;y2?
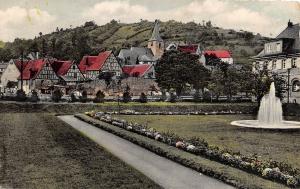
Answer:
189;63;211;95
93;90;105;103
123;85;131;103
139;92;147;103
156;50;200;96
80;90;88;103
52;88;63;102
98;71;114;88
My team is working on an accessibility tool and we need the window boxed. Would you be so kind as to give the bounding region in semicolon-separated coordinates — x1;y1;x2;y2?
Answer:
281;59;286;69
74;73;77;78
292;58;297;68
272;61;276;70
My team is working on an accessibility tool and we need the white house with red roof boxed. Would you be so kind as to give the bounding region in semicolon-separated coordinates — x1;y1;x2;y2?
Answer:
79;51;122;80
51;60;85;85
204;50;233;64
16;59;49;94
122;64;155;79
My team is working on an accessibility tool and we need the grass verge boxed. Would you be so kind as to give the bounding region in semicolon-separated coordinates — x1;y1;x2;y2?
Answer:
0;113;161;189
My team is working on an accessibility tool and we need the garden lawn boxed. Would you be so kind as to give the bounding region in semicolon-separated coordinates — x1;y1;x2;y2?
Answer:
0;113;161;189
116;115;300;170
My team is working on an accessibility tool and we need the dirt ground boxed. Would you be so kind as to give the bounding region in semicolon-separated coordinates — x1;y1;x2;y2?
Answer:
0;113;161;189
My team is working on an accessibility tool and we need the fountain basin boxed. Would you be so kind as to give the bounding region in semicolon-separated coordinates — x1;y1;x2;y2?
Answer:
231;120;300;130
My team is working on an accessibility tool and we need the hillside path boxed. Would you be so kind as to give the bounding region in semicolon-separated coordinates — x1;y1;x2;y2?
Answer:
58;115;235;189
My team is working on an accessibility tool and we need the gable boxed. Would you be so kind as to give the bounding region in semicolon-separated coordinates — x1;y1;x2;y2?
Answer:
36;60;59;80
64;63;85;80
101;53;122;72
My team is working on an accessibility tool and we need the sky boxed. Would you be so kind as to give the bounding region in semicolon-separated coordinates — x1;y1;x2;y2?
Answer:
0;0;299;42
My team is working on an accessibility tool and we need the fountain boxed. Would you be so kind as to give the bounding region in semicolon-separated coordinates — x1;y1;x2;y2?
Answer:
231;82;300;129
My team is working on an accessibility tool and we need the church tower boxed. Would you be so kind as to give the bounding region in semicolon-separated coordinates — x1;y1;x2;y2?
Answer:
148;20;164;58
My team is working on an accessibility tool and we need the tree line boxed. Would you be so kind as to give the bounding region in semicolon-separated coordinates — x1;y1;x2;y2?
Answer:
155;50;285;102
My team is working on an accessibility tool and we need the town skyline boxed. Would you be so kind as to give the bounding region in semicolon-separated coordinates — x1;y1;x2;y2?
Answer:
0;0;299;42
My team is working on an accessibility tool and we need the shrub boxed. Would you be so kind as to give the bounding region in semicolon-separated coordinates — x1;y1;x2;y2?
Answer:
15;89;27;102
30;90;39;102
80;90;88;103
70;93;77;102
93;90;105;103
123;85;131;103
203;91;212;102
52;89;63;102
169;92;177;103
193;90;201;102
139;92;147;103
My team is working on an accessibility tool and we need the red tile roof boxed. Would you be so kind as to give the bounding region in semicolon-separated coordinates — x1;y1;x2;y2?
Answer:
15;60;30;72
178;44;198;54
17;59;46;80
78;51;112;73
122;64;152;77
204;50;231;58
51;60;73;76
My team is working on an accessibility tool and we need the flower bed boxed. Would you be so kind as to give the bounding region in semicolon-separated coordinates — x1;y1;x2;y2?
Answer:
84;111;300;188
104;109;249;116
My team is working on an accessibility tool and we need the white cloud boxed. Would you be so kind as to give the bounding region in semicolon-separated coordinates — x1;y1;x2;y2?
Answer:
82;0;289;37
82;1;148;24
0;6;56;41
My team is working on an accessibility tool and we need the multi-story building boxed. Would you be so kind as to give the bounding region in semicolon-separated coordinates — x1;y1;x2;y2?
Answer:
79;51;122;80
252;21;300;103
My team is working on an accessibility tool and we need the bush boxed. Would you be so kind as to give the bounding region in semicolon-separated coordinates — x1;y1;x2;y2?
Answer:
123;85;131;103
30;90;39;102
169;93;177;103
52;89;63;102
203;91;212;102
80;90;88;103
93;90;105;103
70;93;77;102
15;89;27;102
139;92;147;103
193;90;201;102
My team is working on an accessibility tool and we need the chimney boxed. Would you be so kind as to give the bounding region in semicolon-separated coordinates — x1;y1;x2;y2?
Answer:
288;19;293;27
36;52;39;59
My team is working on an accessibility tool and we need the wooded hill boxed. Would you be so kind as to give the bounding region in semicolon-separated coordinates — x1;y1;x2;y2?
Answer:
0;20;270;64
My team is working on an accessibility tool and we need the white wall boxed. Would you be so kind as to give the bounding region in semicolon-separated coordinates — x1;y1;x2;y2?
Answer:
0;60;20;88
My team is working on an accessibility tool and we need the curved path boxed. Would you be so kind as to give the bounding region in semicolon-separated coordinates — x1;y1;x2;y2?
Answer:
59;115;235;189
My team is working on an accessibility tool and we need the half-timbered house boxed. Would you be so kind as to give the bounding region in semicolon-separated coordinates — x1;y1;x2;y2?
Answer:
51;60;85;85
79;51;122;80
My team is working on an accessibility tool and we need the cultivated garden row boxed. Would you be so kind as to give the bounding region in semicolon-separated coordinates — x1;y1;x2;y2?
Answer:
82;111;300;188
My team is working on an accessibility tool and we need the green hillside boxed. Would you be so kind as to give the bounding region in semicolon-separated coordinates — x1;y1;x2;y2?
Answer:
0;41;4;48
1;20;269;64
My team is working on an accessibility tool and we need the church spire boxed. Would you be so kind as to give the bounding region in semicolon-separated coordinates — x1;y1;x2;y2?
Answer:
149;20;163;42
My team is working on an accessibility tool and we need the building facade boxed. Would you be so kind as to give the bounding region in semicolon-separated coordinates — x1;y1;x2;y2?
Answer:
252;21;300;103
79;51;122;80
0;60;19;92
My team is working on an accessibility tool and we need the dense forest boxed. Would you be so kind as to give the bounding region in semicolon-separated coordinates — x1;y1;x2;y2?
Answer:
0;19;270;64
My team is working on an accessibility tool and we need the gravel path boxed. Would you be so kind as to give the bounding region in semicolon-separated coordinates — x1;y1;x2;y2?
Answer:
59;115;235;189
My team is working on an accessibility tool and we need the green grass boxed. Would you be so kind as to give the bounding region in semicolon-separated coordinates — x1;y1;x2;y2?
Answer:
116;115;300;170
0;113;161;188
